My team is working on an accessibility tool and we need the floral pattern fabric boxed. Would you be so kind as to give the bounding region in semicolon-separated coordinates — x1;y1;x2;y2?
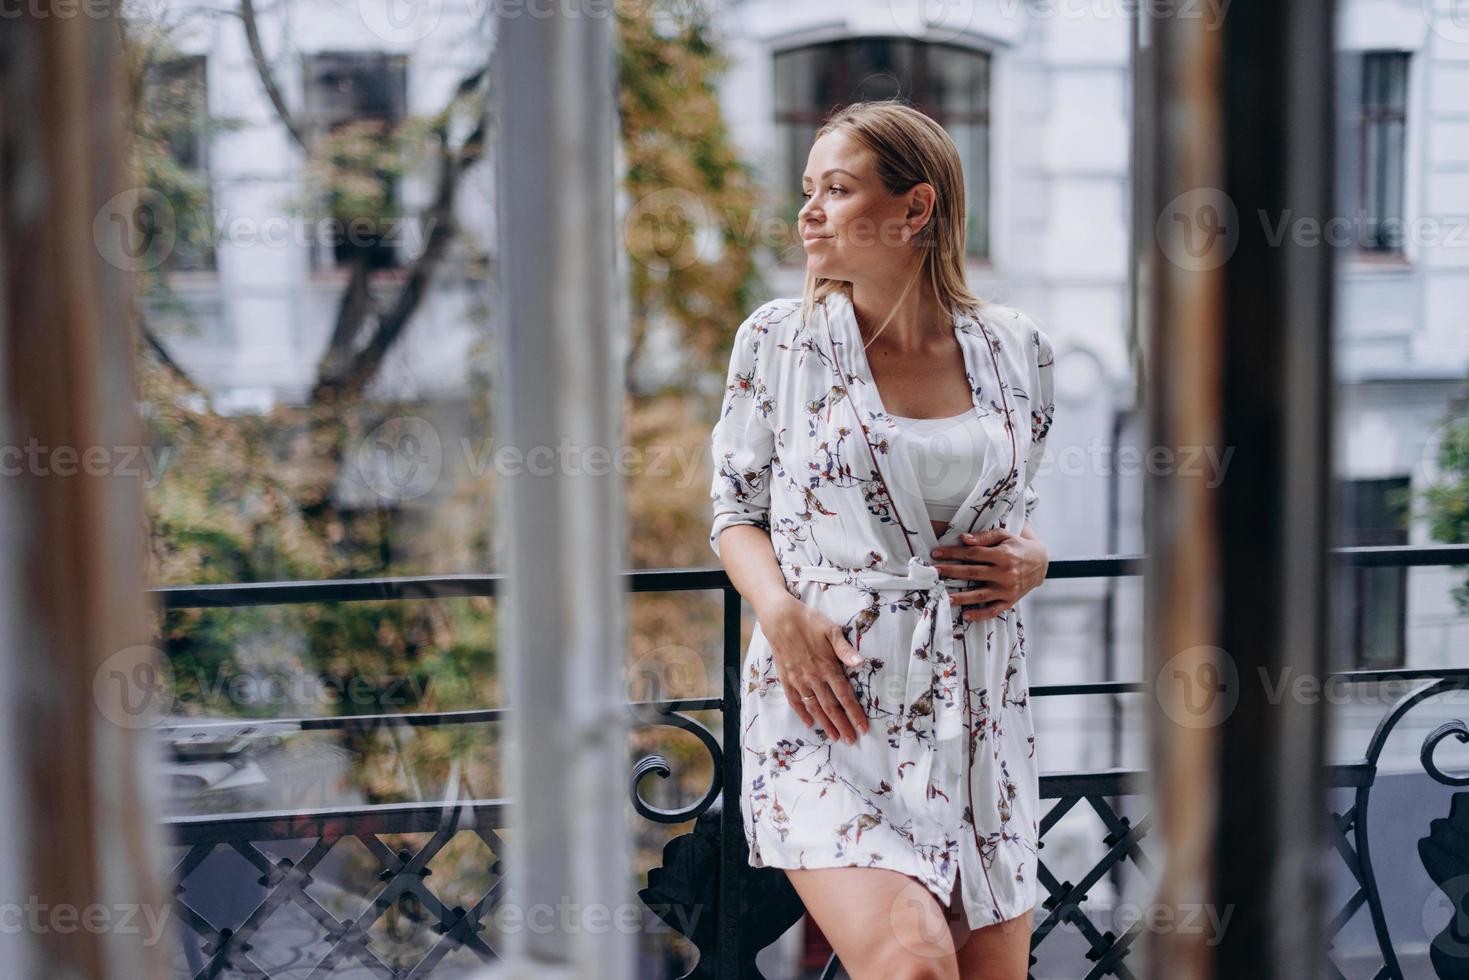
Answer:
708;290;1057;929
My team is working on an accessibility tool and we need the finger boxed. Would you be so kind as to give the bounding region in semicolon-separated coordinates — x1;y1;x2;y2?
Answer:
829;676;870;736
961;529;1010;546
928;558;987;581
785;686;815;726
778;665;816;726
812;684;858;743
961;600;1011;622
946;588;994;606
826;624;863;667
790;673;831;731
808;697;841;740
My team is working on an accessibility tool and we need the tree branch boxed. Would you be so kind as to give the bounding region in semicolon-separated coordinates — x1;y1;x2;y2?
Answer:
309;85;489;404
239;0;308;152
139;314;202;393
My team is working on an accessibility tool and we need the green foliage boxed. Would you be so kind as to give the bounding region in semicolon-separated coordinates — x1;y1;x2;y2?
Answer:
1420;411;1469;612
617;0;771;386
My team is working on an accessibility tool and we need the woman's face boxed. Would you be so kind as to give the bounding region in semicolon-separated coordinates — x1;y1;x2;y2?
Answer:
797;129;932;284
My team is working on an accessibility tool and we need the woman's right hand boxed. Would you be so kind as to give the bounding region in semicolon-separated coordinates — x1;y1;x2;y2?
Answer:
757;594;872;745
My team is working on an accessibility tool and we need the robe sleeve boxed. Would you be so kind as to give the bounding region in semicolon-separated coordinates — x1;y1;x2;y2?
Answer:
1023;325;1057;522
708;309;776;559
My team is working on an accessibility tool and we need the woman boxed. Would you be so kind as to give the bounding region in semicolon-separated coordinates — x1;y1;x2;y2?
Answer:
708;100;1056;979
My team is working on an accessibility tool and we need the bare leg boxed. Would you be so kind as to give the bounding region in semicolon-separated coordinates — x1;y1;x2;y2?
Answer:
785;865;970;980
950;865;1033;980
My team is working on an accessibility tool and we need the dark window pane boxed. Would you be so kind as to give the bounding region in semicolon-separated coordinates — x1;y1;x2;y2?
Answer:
1360;51;1408;253
1337;476;1411;668
302;52;410;270
144;54;214;272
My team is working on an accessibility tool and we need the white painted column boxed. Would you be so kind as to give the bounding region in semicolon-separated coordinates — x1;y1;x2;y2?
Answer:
480;1;633;978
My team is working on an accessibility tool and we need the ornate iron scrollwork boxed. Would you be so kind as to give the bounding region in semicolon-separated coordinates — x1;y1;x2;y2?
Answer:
638;799;806;980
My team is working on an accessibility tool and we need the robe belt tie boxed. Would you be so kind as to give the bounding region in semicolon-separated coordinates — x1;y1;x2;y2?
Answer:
783;555;967;831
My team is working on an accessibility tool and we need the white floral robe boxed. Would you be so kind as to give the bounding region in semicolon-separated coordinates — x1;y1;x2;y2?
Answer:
708;290;1057;930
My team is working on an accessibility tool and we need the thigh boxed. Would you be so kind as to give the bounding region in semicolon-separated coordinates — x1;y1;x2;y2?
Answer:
953;904;1033;980
785;866;965;980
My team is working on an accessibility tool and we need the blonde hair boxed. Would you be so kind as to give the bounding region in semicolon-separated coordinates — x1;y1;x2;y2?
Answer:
797;99;985;345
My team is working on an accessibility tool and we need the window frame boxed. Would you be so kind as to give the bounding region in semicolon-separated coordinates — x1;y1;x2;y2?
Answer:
300;51;411;273
146;53;217;274
772;37;993;261
1336;475;1411;670
1357;50;1410;256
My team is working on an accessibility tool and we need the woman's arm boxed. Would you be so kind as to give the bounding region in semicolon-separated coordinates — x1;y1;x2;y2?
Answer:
716;524;800;621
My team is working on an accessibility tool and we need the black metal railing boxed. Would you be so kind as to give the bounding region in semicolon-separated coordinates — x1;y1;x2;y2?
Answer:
151;543;1469;979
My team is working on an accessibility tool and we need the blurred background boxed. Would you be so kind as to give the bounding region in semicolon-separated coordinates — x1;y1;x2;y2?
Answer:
5;0;1468;976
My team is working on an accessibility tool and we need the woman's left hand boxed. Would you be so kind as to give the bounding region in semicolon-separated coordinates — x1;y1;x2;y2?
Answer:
931;527;1049;622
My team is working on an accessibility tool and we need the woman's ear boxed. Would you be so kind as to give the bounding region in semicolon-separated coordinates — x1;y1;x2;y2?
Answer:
905;182;936;226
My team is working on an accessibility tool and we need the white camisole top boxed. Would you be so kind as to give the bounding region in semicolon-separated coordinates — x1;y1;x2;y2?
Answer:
887;410;990;526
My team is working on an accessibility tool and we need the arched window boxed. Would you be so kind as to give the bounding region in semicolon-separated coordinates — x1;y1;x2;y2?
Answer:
774;37;992;259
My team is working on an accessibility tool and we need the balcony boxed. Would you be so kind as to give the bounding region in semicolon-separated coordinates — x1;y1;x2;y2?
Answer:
153;543;1469;979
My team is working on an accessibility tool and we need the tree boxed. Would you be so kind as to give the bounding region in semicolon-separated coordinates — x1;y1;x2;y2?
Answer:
1419;398;1469;612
